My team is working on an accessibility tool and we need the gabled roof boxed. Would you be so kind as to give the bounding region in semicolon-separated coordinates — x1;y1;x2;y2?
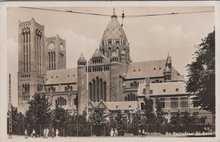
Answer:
96;100;108;109
88;49;109;65
126;59;166;79
92;49;108;61
126;59;184;81
45;68;77;85
64;104;77;110
150;81;187;96
89;101;138;111
88;101;99;109
104;101;138;111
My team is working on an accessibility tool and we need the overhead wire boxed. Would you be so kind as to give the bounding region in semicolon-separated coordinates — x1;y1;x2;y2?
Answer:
20;7;214;18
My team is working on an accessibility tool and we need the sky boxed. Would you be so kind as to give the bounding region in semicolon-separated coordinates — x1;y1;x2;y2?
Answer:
7;6;214;106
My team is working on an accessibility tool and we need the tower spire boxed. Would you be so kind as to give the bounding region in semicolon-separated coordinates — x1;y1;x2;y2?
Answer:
111;8;117;18
121;10;125;27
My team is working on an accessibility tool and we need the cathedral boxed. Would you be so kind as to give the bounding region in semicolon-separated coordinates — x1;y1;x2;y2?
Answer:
17;12;212;123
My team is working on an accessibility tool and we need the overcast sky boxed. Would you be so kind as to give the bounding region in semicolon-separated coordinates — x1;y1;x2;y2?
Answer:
7;6;214;106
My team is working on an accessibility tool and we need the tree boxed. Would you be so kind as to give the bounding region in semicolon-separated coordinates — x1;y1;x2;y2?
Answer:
51;105;68;136
89;108;106;136
187;31;215;113
169;111;181;133
131;112;142;135
144;97;156;123
155;97;165;133
7;105;25;135
115;111;127;136
143;97;156;132
25;93;51;135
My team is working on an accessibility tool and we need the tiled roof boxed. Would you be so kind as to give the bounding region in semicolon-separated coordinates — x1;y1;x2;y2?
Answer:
149;81;187;96
63;104;77;110
91;49;108;61
88;49;109;65
105;101;138;111
88;100;138;111
45;68;77;85
171;68;185;81
88;101;99;109
101;17;128;43
126;59;166;79
126;59;184;81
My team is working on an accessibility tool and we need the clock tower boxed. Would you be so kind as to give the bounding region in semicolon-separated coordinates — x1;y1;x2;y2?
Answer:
45;34;66;70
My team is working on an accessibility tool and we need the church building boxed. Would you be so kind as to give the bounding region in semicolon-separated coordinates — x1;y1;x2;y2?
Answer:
17;12;212;124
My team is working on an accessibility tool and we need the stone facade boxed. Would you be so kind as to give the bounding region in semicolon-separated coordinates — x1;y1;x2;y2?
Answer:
45;35;66;70
18;18;46;112
17;15;213;125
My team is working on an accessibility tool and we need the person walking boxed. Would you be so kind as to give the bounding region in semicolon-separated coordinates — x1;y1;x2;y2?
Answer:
110;128;114;137
51;128;54;138
46;128;49;138
115;128;118;136
24;129;28;139
31;129;36;138
56;129;59;137
43;129;46;138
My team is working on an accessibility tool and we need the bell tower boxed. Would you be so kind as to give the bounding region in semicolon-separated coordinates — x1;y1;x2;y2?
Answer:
45;35;66;71
18;18;46;113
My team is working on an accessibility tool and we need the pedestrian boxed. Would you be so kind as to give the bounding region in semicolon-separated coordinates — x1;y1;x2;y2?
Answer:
31;129;36;138
142;129;145;136
24;129;28;139
46;128;49;138
110;128;114;137
43;129;46;138
115;128;118;136
56;129;59;137
138;129;141;136
51;128;54;138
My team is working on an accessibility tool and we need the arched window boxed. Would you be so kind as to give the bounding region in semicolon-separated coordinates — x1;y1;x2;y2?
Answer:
55;96;66;106
141;102;145;110
125;96;128;101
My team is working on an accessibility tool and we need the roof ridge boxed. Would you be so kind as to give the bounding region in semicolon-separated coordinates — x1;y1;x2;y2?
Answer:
131;59;167;64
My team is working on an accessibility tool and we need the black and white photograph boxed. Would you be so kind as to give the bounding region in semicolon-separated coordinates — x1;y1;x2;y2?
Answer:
0;2;219;141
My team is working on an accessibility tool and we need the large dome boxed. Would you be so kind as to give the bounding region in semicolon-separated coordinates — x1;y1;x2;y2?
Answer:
99;13;130;63
100;15;128;44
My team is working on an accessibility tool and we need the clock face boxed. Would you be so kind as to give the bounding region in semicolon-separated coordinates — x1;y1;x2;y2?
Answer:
60;44;64;51
48;42;55;50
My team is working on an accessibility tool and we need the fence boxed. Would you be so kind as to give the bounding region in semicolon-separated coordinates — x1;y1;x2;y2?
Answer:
8;122;214;137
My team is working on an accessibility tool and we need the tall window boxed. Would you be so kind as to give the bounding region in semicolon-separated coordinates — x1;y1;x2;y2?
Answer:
171;98;178;108
126;93;136;101
160;98;165;108
89;78;107;102
193;100;199;107
108;39;112;45
180;97;188;107
22;84;30;101
55;96;66;106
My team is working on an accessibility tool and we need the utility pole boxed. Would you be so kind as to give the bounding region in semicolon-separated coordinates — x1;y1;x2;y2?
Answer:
8;74;12;138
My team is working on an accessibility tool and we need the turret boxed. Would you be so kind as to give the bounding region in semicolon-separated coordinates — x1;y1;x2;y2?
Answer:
164;54;172;81
99;9;131;63
77;53;87;115
120;50;126;63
